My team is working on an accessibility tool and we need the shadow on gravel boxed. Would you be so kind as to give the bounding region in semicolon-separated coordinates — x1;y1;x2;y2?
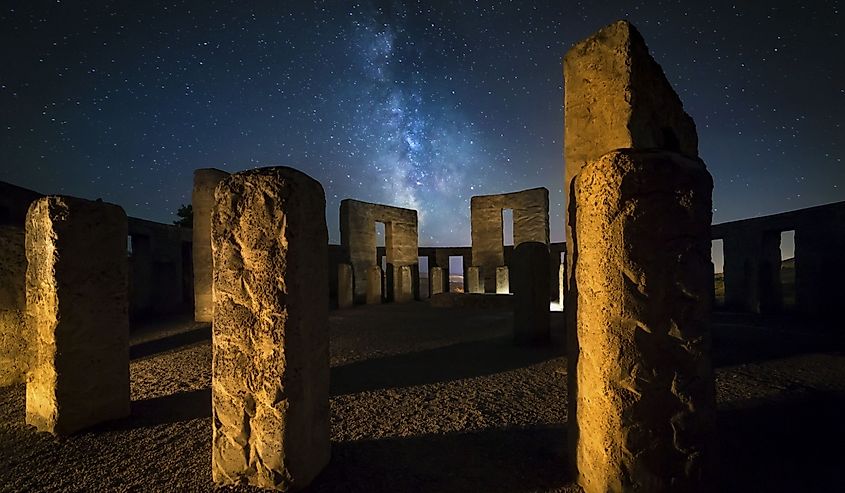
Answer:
330;336;564;396
130;326;211;360
711;322;845;368
94;388;211;432
717;391;845;492
308;425;570;493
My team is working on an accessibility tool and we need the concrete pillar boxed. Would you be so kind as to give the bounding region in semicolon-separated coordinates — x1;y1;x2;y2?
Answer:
466;266;483;294
338;263;353;309
722;233;761;313
496;266;510;294
512;243;550;343
572;150;715;493
211;167;329;490
394;265;413;303
558;263;565;306
192;168;229;322
0;225;27;386
25;196;129;435
430;267;445;295
758;230;783;314
366;265;382;304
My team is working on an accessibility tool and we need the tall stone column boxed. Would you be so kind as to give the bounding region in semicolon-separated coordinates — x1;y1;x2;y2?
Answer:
430;266;445;295
496;266;510;294
366;266;382;304
0;225;27;386
466;266;483;294
394;265;414;303
192;168;230;322
572;150;715;492
512;242;549;344
338;263;353;309
211;167;330;490
25;196;129;435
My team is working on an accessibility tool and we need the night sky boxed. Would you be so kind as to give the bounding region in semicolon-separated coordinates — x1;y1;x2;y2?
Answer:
1;1;843;249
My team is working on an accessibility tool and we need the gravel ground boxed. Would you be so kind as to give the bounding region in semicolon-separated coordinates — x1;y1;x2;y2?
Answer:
1;304;843;492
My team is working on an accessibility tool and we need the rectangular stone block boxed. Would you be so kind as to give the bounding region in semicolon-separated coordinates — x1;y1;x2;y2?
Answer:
466;266;483;294
512;243;549;344
338;263;354;309
495;266;510;294
394;265;413;303
192;168;230;322
0;225;28;387
366;265;383;304
430;266;445;296
572;149;715;492
25;196;129;435
211;167;330;490
558;263;565;306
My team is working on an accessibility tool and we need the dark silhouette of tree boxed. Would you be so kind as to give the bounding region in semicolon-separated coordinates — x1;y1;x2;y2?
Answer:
174;204;193;228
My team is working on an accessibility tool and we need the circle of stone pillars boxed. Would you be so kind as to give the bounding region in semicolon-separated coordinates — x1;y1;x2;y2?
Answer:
210;167;330;490
564;20;716;492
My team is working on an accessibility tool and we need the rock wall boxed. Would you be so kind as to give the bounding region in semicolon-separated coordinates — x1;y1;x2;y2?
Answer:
192;168;230;322
339;199;418;303
470;187;549;292
211;167;330;490
25;196;130;435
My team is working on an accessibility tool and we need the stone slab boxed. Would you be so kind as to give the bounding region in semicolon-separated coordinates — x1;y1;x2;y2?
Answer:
192;168;230;322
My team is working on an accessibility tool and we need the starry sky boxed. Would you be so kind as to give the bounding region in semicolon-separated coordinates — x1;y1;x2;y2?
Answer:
1;1;843;248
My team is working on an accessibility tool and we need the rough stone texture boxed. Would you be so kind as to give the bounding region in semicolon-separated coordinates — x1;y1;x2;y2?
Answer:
471;188;549;292
563;21;702;483
211;167;330;490
0;226;27;386
340;199;418;303
466;267;483;294
192;168;230;322
394;265;414;303
25;196;130;435
496;266;510;294
558;263;565;306
572;149;715;493
338;264;354;309
429;267;445;296
512;242;550;345
366;266;383;305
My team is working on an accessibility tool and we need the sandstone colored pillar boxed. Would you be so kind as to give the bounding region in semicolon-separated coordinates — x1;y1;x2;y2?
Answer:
25;196;129;435
512;242;550;344
0;225;27;386
366;265;383;304
496;266;510;294
192;168;230;322
558;263;565;306
466;266;483;294
430;267;445;295
338;263;353;309
394;265;414;303
573;149;715;493
211;167;330;490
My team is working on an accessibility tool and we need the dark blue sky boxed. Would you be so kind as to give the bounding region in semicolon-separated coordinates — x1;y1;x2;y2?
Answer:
1;1;842;246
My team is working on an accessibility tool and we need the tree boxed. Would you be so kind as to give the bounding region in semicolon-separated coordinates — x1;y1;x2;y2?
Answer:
174;203;193;228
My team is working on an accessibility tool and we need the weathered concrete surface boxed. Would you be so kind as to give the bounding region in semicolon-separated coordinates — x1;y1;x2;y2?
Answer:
211;167;330;490
466;266;483;294
430;267;445;296
192;168;230;322
558;263;565;305
366;266;382;305
395;265;414;303
471;188;549;292
572;149;715;493
338;264;354;309
512;242;550;344
25;196;129;435
340;199;418;303
0;226;27;386
496;266;510;294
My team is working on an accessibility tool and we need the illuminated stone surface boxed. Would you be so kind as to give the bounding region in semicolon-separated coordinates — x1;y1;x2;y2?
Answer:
572;149;715;493
366;266;382;304
495;266;509;294
470;188;549;292
25;196;129;435
192;168;230;322
338;263;354;309
0;226;27;386
512;242;549;344
340;199;418;303
211;167;330;490
430;267;445;295
466;266;483;294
